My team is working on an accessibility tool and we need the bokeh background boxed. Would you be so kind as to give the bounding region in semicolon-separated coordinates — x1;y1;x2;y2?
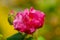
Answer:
0;0;60;40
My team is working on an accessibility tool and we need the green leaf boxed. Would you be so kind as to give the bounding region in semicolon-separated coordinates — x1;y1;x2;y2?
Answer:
7;32;26;40
26;37;33;40
8;15;14;25
38;36;46;40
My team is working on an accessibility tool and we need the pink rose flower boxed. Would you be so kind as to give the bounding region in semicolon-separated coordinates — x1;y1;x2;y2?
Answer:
13;7;45;34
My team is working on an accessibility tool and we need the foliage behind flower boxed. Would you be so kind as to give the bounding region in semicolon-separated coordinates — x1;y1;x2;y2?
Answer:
13;7;45;34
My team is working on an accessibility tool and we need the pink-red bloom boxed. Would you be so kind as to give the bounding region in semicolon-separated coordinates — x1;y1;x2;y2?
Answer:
13;7;45;34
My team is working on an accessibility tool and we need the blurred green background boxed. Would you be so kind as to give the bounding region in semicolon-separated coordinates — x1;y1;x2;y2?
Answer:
0;0;60;40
